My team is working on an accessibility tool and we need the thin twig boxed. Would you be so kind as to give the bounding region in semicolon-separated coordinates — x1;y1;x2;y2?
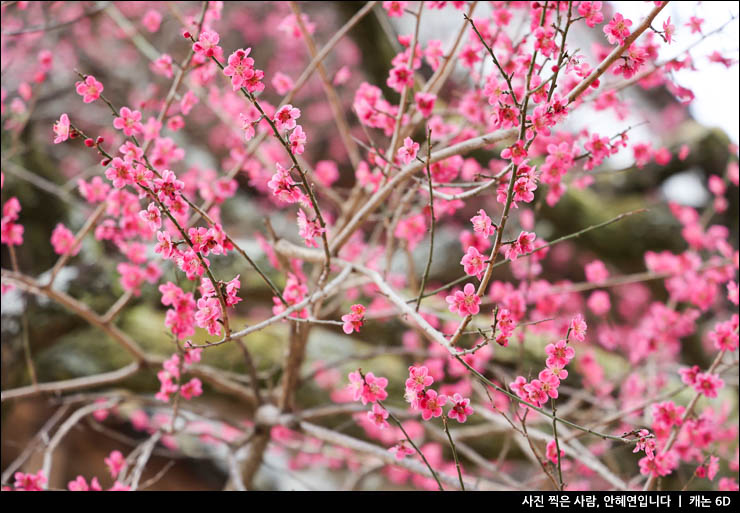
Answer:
415;128;435;312
551;398;564;490
442;415;465;490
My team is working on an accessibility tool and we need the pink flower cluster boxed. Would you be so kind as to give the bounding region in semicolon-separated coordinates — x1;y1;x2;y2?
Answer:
397;137;419;165
348;370;388;405
160;282;196;340
511;317;583;409
75;75;103;103
297;209;325;248
272;272;309;319
223;48;264;93
680;365;725;399
1;183;24;247
53;113;71;144
446;283;481;317
50;223;80;256
404;365;473;423
155;348;203;403
341;304;366;334
113;107;143;137
470;209;496;238
504;231;536;261
492;307;516;347
268;164;307;205
12;470;46;491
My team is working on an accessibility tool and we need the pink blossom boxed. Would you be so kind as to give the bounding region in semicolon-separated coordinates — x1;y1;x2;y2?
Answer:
192;29;222;59
513;174;537;203
105;450;125;479
239;112;257;141
470;209;496;238
633;430;656;460
718;478;739;491
708;317;739;351
382;1;407;17
68;475;102;491
587;290;611;315
274;104;301;132
389;440;415;459
75;75;103;103
584;260;609;283
546;440;565;464
105;158;133;189
367;403;389;429
706;456;720;480
538;370;560;399
663;17;675;44
180;378;203;399
686;16;704;34
92;398;110;421
314;160;339;187
13;470;46;491
501;140;528;165
545;339;575;368
348;370;388;405
523;380;548;407
156;369;178;402
53;113;70;144
117;262;146;296
387;65;413;92
420;389;447;420
578;1;603;28
504;231;536;261
406;365;434;392
113;107;143;137
569;314;588;342
341;304;366;334
639;451;678;478
652;401;685;427
183;343;203;365
692;372;724;398
223;48;255;91
139;202;161;231
447;393;473;423
271;72;294;95
151;53;173;79
297;208;325;248
268;164;305;204
333;65;351;85
446;283;481;316
461;246;486;280
679;365;701;386
604;13;632;46
678;144;690;161
108;481;132;491
425;39;444;70
141;9;162;32
278;13;316;39
180;91;198;116
288;124;307;155
195;296;222;336
415;92;436;118
394;213;426;251
494;308;516;347
51;223;80;256
397;137;419;165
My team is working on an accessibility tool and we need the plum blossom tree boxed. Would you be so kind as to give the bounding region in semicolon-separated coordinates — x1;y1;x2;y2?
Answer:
0;0;738;493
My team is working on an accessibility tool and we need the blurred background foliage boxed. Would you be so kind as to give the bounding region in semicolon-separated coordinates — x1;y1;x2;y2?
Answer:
1;1;737;490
